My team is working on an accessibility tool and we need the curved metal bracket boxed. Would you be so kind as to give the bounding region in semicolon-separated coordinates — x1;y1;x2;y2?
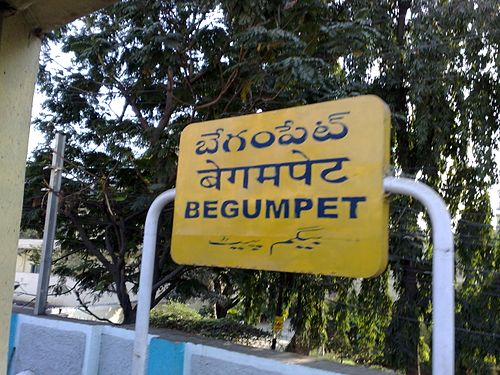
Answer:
132;189;176;375
384;177;454;375
132;178;455;375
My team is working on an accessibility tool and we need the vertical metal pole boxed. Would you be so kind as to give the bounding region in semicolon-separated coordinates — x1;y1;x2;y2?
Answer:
34;133;66;315
383;177;454;375
132;189;176;375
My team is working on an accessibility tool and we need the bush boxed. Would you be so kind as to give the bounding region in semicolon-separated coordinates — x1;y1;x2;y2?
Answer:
150;302;271;346
150;302;202;324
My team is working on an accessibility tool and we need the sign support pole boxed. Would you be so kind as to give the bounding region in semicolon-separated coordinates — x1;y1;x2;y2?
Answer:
132;189;176;375
34;133;66;315
383;177;454;375
132;177;454;375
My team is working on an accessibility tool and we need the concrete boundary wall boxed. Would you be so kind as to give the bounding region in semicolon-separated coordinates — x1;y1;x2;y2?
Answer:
9;314;155;375
184;343;337;375
9;313;392;375
11;313;94;375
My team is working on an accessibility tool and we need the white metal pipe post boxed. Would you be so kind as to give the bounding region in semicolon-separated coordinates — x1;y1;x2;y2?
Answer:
132;189;176;375
383;177;454;375
34;133;66;315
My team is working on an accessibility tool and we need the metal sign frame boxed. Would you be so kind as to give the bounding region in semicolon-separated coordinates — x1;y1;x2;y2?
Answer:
131;177;454;375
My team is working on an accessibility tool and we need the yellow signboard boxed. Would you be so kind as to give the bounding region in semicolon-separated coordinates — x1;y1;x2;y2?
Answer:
273;316;285;333
172;95;390;277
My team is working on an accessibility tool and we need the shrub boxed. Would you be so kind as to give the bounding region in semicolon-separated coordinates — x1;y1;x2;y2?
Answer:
150;302;271;346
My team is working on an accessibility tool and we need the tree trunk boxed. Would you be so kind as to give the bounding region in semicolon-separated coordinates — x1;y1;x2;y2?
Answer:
113;268;135;324
271;273;285;350
122;304;137;325
393;2;420;374
285;333;311;356
402;259;420;375
215;302;229;319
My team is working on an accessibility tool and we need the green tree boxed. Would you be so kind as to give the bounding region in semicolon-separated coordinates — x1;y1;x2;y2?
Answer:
322;1;498;373
455;176;499;373
24;0;239;323
24;0;345;324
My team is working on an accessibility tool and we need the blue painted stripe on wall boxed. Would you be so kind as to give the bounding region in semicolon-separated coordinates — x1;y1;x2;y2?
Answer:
8;314;17;354
147;338;185;375
8;313;18;371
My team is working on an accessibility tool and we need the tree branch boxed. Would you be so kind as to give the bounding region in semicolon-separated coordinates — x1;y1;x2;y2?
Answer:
152;283;178;308
75;290;116;325
66;211;113;270
195;69;239;110
118;102;128;123
52;249;81;264
158;239;171;270
114;79;149;131
152;265;190;290
118;218;127;258
397;0;410;48
157;66;176;133
104;225;119;265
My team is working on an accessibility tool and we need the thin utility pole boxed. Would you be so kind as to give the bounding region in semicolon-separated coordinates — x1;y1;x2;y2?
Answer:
34;133;65;315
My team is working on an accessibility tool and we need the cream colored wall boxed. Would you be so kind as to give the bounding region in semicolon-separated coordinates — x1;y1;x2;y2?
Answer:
0;13;41;372
1;2;116;372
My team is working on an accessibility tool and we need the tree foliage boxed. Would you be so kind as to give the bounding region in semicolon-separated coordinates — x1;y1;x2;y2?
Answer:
23;0;498;372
